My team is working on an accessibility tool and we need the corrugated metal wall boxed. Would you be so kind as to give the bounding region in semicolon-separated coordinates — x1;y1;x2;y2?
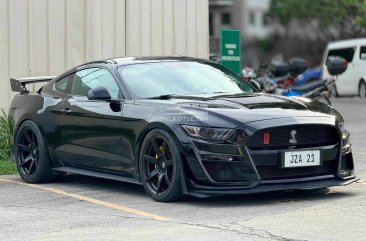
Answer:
0;0;209;110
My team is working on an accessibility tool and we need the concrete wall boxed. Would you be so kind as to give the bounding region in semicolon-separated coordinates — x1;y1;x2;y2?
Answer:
0;0;209;110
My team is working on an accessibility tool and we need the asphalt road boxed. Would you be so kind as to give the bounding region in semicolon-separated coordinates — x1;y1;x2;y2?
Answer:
1;97;366;241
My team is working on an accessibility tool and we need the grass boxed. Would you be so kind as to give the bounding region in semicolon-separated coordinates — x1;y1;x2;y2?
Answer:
0;109;17;175
0;159;17;175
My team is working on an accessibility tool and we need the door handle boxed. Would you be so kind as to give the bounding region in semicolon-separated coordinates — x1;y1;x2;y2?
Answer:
60;108;72;115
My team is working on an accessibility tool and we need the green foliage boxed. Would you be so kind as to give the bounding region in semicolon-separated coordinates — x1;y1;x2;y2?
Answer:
259;36;277;52
0;109;11;161
0;159;17;175
357;1;366;27
270;0;366;39
270;0;365;25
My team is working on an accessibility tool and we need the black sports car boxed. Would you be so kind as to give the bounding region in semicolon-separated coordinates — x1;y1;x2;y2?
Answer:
9;56;357;202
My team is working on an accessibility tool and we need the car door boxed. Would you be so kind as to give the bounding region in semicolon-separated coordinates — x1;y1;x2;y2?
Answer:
328;47;357;96
57;67;133;175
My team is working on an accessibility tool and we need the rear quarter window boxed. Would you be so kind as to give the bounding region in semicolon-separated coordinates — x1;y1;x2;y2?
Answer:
55;74;73;93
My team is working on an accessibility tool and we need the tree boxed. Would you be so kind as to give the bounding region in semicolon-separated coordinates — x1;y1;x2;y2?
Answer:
270;0;366;40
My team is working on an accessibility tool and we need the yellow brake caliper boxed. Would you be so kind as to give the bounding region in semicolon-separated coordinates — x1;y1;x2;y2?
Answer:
155;145;165;159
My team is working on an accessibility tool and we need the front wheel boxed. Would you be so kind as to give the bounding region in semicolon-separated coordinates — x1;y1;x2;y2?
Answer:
359;81;366;98
139;129;184;202
15;120;55;183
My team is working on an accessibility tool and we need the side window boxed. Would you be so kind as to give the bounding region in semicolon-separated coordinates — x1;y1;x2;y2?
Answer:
360;46;366;60
328;47;355;63
71;68;120;99
55;74;73;93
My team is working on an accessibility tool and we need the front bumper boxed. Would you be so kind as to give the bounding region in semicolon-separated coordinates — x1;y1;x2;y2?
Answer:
179;123;357;197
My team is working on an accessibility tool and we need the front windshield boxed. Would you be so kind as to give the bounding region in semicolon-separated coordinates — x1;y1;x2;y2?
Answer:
118;61;256;98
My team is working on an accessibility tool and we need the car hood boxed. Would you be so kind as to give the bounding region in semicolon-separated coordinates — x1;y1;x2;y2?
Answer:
137;93;338;128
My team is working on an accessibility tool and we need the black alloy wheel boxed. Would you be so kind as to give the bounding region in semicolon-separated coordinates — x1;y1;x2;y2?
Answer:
16;121;55;183
18;127;39;176
140;129;183;202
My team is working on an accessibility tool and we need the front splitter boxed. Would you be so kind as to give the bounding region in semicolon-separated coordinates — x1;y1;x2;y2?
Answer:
185;176;359;198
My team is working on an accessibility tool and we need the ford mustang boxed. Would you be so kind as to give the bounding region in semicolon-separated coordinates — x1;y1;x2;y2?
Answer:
8;56;357;202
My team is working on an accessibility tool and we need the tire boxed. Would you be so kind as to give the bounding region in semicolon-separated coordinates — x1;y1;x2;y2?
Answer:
359;81;366;98
139;129;184;202
15;120;55;183
313;96;331;105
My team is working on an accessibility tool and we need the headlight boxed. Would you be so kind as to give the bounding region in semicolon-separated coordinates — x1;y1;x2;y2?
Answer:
181;125;235;140
339;120;351;154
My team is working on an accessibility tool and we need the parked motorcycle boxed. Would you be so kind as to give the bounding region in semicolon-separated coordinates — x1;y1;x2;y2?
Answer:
243;61;289;94
281;56;347;105
294;68;322;86
246;56;347;106
275;58;308;89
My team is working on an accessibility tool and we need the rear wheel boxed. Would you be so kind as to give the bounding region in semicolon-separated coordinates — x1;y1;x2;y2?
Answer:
359;81;366;98
15;121;55;183
139;129;184;202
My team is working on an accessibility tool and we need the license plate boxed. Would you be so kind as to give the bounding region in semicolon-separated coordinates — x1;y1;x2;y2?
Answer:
283;150;321;168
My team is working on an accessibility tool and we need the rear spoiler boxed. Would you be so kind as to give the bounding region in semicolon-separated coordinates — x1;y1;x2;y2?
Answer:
10;76;57;94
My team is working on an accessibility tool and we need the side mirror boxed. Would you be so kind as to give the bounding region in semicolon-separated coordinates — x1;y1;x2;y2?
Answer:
289;58;307;76
326;56;348;76
249;79;261;90
88;86;112;101
361;53;366;60
270;61;289;77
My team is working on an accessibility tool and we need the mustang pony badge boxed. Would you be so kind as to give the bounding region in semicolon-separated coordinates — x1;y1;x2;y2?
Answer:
289;130;297;144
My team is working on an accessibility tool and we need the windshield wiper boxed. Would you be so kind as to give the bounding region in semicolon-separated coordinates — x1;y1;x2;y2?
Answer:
146;94;209;100
146;92;252;100
208;92;256;99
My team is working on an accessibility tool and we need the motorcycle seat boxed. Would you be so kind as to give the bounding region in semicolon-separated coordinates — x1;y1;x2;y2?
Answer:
290;79;327;92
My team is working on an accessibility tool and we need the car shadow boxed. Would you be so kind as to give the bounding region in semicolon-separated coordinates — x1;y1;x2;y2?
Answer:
182;188;356;207
49;174;358;207
54;174;148;198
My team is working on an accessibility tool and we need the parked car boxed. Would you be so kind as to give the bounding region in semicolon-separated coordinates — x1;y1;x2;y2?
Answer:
9;56;357;202
322;38;366;98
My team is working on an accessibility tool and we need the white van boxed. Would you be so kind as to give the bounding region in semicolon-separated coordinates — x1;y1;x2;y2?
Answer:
322;38;366;98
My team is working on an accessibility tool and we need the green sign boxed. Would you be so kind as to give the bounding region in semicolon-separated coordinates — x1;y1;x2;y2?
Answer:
220;29;241;75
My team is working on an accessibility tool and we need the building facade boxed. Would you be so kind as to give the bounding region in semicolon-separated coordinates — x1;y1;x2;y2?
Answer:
0;0;209;110
209;0;272;67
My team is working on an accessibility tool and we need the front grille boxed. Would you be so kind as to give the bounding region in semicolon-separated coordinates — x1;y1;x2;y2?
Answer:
202;161;257;183
247;125;339;150
256;161;338;180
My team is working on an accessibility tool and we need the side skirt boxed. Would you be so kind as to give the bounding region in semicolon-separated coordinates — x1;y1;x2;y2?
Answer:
52;167;142;185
